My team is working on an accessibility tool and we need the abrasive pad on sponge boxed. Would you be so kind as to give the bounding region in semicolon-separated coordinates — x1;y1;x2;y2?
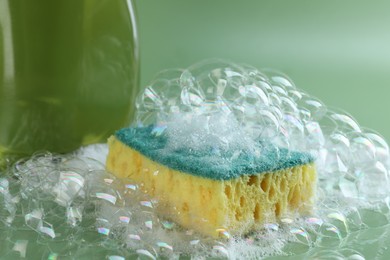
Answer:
106;126;316;238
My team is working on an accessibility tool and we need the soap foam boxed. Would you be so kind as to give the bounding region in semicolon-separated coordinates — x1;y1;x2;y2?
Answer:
1;60;390;259
162;109;258;161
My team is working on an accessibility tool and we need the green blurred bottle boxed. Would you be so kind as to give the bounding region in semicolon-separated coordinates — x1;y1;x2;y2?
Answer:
0;0;139;169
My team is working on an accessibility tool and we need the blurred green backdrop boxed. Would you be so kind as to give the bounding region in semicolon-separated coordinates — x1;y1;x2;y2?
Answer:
135;0;390;141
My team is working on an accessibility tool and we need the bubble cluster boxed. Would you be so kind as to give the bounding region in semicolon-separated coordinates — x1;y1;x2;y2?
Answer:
1;60;390;259
0;149;212;259
136;59;390;201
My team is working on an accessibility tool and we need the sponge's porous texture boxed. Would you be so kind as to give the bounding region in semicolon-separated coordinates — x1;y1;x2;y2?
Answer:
106;126;317;237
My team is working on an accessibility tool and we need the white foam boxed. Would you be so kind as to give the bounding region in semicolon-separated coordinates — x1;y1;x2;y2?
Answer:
164;109;255;154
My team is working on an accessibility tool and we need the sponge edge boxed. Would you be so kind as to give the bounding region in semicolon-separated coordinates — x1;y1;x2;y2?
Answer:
106;136;317;238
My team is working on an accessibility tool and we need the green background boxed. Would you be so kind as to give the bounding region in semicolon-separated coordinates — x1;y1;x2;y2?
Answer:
135;0;390;141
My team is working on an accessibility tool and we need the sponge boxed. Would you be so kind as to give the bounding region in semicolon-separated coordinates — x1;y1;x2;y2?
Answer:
106;126;316;238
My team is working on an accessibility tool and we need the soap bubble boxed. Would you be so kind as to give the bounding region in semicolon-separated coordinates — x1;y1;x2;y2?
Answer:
1;60;390;259
134;59;390;201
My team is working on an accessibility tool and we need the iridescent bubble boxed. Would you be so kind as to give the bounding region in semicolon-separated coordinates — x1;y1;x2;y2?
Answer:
349;132;376;167
306;217;324;226
53;171;85;207
95;192;117;205
322;224;342;240
151;124;167;137
212;245;229;258
129;234;141;241
97;227;110;236
329;109;361;133
281;218;294;224
47;253;59;260
60;157;89;172
264;223;279;231
118;216;130;224
297;94;327;120
136;249;156;260
262;69;296;89
66;206;83;227
140;201;153;209
161;220;175;230
304;121;325;149
338;178;359;198
143;87;163;108
290;228;309;239
181;88;204;107
359;163;389;199
25;209;43;230
346;254;365;260
39;225;56;239
290;227;311;246
358;208;388;228
156;241;173;251
327;212;348;233
108;256;125;260
103;178;114;185
12;240;28;258
190;240;200;245
125;184;138;191
145;220;153;230
326;226;341;236
365;130;390;161
308;249;346;259
216;228;231;239
318;130;351;175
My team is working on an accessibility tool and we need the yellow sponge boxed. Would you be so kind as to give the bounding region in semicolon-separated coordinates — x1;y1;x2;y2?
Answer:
106;129;316;238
